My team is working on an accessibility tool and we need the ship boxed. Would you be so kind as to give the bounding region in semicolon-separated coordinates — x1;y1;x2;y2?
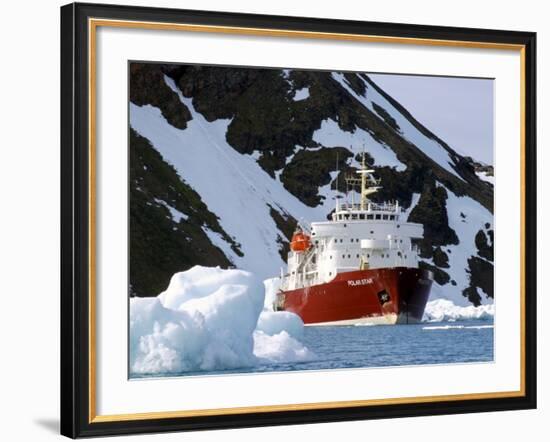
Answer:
274;155;433;325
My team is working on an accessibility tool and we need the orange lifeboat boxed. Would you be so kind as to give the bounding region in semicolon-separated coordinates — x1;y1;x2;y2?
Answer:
290;230;311;252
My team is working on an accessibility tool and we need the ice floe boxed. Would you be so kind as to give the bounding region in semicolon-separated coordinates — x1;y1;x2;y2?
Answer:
422;298;494;323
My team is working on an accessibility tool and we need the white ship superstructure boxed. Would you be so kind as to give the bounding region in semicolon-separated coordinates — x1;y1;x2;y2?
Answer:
282;156;424;291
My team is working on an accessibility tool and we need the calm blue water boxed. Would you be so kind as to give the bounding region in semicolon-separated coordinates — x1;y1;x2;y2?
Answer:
249;320;493;374
134;320;493;378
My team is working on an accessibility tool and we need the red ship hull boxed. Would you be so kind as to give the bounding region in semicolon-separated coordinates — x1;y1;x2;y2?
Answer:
276;267;433;325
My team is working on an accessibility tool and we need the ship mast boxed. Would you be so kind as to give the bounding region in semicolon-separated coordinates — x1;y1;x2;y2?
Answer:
344;151;381;211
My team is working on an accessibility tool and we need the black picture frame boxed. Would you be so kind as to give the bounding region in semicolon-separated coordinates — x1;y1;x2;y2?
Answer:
60;2;537;438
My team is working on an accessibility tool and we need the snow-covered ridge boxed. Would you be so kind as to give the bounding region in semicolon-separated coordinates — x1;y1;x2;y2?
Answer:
331;73;464;181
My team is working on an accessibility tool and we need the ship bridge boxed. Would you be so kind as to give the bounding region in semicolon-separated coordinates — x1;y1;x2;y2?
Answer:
332;201;401;222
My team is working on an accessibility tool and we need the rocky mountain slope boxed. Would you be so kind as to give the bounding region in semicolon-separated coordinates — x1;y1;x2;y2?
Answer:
129;62;494;306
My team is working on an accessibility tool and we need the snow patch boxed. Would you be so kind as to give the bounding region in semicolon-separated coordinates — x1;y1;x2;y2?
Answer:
130;266;313;375
312;118;406;171
476;171;495;185
154;198;188;222
404;193;421;220
200;226;241;265
293;87;310;101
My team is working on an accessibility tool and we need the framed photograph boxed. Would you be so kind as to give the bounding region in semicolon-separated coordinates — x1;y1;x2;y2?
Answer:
60;2;537;438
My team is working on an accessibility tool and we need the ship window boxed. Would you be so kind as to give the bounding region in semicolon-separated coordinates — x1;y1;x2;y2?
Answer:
382;215;388;220
348;254;351;258
329;272;332;276
350;238;354;242
312;232;316;236
375;214;381;220
367;214;374;220
356;254;360;258
370;230;374;234
356;238;359;242
398;252;402;257
344;215;350;220
343;224;347;228
367;254;370;258
330;255;332;259
340;239;343;243
397;224;400;228
342;254;345;258
359;214;365;220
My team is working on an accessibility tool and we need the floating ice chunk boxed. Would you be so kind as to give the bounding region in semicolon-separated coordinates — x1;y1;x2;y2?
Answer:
263;277;281;310
422;298;494;323
130;266;313;375
254;331;315;363
158;266;263;310
130;266;263;374
256;310;304;339
422;324;494;330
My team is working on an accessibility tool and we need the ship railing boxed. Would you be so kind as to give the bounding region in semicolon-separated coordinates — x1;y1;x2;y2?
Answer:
338;202;400;213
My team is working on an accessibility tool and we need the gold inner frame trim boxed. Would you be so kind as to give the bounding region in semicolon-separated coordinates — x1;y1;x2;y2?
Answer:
88;17;527;424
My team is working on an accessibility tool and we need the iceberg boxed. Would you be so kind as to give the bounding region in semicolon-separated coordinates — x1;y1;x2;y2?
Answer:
130;266;313;375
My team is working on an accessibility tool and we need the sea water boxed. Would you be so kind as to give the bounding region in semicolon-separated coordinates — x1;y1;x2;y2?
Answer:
132;319;493;378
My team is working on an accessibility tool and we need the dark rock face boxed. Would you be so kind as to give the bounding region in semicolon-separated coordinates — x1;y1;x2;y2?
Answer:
419;261;451;286
129;62;494;303
269;206;298;260
475;229;494;261
130;63;191;130
372;102;400;132
409;182;459;258
461;225;494;305
281;147;352;207
463;256;494;306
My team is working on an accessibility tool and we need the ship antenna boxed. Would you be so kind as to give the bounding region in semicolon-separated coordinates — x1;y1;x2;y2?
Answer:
335;150;340;211
360;148;367;211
